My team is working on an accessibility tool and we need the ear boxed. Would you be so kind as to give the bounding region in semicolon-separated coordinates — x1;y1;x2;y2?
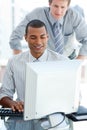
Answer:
49;2;51;6
24;34;27;42
47;34;49;39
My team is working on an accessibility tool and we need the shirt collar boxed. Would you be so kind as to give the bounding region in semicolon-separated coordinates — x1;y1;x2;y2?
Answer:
29;49;48;62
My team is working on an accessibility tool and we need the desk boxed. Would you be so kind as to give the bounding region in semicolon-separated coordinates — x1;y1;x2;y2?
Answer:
79;60;87;84
73;82;87;130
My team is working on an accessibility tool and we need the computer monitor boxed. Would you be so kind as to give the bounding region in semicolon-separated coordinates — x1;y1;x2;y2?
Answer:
24;60;83;121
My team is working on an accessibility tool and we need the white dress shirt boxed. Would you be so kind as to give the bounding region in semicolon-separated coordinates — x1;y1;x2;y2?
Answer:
0;49;70;130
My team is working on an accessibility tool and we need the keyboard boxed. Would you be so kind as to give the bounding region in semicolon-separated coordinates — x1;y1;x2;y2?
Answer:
0;108;23;117
66;106;87;121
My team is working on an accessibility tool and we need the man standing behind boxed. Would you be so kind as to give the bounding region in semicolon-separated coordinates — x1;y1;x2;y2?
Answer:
0;20;70;130
9;0;87;60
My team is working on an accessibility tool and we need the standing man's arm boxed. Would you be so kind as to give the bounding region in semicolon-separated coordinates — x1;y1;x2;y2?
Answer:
9;14;30;55
9;8;43;55
69;8;87;59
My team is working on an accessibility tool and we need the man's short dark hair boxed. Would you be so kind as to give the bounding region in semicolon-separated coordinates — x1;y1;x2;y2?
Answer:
25;19;47;35
49;0;71;6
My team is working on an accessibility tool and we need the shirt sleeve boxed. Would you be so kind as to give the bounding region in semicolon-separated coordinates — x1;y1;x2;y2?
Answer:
64;8;87;56
74;14;87;56
9;8;44;50
0;59;15;100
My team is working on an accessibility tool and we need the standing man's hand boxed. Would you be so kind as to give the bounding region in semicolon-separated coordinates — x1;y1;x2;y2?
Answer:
76;55;87;60
13;50;22;55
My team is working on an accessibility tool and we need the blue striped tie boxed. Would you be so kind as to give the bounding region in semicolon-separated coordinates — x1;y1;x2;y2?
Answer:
53;22;64;54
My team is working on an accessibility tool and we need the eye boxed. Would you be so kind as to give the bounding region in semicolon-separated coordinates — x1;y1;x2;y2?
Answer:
61;6;65;9
53;5;58;8
31;37;35;39
41;36;46;39
41;34;47;39
30;36;36;39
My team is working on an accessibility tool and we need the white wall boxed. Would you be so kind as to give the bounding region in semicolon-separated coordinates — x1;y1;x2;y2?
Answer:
0;0;12;59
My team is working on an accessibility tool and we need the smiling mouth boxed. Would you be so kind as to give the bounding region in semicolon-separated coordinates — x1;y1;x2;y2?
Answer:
34;45;43;50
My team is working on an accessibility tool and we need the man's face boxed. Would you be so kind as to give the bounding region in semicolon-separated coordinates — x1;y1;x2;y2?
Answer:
25;26;48;58
49;0;69;20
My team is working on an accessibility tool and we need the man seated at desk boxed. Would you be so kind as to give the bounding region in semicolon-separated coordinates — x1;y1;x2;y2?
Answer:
0;20;71;130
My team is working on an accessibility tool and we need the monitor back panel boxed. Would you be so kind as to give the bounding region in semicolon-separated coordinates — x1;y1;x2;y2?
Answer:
24;61;83;120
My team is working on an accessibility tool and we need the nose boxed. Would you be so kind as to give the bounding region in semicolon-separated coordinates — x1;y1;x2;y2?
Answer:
56;7;62;14
36;38;42;44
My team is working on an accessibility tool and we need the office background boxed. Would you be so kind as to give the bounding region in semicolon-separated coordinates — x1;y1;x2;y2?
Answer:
0;0;87;60
0;1;87;130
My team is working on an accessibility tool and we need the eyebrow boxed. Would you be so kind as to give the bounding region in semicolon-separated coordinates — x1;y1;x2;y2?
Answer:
30;33;47;37
40;34;47;36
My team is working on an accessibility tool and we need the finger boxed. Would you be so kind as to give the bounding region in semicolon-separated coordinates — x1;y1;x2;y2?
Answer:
15;102;24;112
11;105;16;111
